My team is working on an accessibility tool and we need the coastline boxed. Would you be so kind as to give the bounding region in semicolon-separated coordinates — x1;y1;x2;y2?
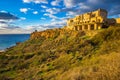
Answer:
0;34;30;53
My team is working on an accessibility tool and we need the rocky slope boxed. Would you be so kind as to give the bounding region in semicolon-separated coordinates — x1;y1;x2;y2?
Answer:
0;26;120;80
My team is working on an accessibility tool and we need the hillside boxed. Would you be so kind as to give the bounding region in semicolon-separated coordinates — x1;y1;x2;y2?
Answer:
0;26;120;80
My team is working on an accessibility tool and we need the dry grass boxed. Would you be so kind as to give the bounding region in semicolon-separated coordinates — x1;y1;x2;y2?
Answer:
59;52;120;80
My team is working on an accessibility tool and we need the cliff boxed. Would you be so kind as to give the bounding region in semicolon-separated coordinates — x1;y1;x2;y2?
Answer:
0;26;120;80
30;28;85;39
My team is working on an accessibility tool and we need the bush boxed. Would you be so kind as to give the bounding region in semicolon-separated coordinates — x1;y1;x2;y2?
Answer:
91;27;120;45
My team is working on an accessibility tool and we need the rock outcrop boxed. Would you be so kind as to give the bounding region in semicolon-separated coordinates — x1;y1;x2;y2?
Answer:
30;28;85;39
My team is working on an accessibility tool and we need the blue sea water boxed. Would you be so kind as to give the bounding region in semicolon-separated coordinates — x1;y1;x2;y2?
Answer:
0;34;30;50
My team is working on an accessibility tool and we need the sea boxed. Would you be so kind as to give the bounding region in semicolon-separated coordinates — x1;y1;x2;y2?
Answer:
0;34;30;50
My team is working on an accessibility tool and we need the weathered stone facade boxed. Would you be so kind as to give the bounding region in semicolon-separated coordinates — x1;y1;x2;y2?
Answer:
66;9;119;31
115;18;120;24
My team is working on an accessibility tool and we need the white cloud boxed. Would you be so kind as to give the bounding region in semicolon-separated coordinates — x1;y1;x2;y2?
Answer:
35;0;48;4
0;10;7;13
0;21;45;34
66;11;77;16
43;8;60;19
0;23;31;34
49;19;66;28
79;3;91;10
33;11;38;14
20;8;28;13
25;25;49;32
63;0;120;17
118;14;120;17
64;0;76;8
0;28;31;34
44;13;57;19
46;8;60;14
41;17;46;20
46;8;55;14
0;11;26;34
41;5;47;8
23;0;48;4
23;0;31;3
20;17;26;20
51;0;61;6
0;23;8;29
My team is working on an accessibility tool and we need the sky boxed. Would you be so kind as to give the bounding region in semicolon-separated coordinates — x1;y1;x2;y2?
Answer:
0;0;120;34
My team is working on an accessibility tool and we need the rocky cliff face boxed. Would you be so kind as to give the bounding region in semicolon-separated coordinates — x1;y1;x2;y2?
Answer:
30;28;85;39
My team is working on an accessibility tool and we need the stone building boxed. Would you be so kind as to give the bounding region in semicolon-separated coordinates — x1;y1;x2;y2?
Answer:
115;18;120;24
66;9;119;31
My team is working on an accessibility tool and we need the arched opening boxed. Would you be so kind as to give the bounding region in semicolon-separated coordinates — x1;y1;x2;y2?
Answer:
84;25;88;30
90;24;94;30
74;26;78;30
79;25;82;30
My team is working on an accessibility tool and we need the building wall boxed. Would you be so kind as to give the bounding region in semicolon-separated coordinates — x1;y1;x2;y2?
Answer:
66;9;108;31
115;18;120;24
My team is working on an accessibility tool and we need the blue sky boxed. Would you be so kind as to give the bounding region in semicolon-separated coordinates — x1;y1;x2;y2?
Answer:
0;0;120;34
